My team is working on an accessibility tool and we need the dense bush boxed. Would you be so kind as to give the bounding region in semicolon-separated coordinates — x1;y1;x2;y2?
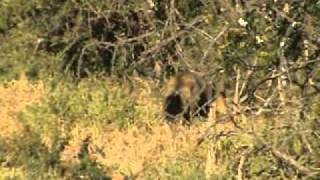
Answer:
20;78;139;129
0;78;137;178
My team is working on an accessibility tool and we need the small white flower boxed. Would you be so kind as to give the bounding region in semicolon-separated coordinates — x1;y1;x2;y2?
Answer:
280;41;285;47
309;78;315;85
256;36;264;44
238;18;248;27
283;3;290;13
37;38;44;44
146;0;155;8
291;21;298;27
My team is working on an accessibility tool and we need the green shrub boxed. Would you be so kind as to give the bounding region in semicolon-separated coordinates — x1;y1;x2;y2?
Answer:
16;77;138;164
0;32;59;83
14;78;138;178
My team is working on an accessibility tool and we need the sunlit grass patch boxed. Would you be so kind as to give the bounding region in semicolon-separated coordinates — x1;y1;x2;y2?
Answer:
0;75;45;139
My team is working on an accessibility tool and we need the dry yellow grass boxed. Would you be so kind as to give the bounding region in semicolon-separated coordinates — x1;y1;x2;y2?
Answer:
60;121;211;177
0;77;209;177
0;78;266;179
0;75;45;139
59;120;241;179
